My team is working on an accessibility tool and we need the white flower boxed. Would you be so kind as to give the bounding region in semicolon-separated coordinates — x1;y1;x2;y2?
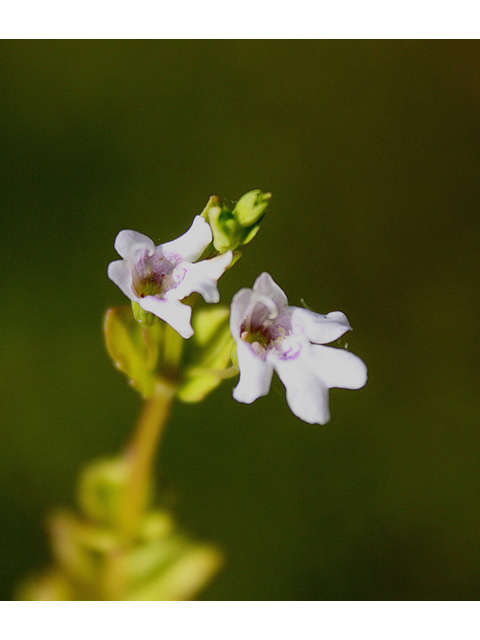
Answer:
230;272;367;425
108;216;232;339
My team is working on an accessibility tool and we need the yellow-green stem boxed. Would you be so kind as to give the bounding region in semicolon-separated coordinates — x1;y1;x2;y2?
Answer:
120;380;176;542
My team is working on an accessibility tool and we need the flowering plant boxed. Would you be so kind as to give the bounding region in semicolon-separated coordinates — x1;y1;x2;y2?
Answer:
19;189;366;601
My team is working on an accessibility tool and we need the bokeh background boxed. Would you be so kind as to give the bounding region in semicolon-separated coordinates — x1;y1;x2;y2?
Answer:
1;40;480;600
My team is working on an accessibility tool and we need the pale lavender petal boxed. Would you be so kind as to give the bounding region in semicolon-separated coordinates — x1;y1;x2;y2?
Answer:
139;296;193;339
233;340;274;404
272;347;331;425
114;230;155;260
229;288;255;339
169;251;233;303
161;215;212;262
310;345;368;390
107;259;136;301
291;307;352;345
253;272;288;309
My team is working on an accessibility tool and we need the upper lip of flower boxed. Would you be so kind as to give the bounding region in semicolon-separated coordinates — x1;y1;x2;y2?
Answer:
108;215;232;339
230;272;367;425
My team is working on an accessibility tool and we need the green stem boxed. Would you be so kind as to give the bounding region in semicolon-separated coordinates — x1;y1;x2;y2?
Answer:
102;380;176;600
120;380;176;542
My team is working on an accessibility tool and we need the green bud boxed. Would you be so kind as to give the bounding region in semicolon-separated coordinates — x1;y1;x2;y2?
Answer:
201;190;271;254
132;301;159;326
201;196;233;254
232;189;271;227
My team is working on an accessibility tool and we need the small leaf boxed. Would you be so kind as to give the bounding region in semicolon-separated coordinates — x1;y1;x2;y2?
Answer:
125;542;223;601
104;306;162;397
193;307;230;345
177;307;235;403
77;457;129;528
138;510;175;542
125;533;189;587
16;569;74;601
48;511;114;588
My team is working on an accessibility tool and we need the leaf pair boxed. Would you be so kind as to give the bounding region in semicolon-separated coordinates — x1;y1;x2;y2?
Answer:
104;305;235;403
17;457;223;601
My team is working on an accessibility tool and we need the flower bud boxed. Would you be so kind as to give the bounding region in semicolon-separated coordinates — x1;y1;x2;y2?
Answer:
232;189;271;227
201;190;271;254
201;196;233;254
131;301;159;326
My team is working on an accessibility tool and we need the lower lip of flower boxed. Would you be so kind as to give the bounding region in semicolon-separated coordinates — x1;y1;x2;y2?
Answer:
277;343;302;360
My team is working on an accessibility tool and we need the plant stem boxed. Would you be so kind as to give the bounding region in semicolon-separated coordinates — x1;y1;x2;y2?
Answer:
120;380;176;542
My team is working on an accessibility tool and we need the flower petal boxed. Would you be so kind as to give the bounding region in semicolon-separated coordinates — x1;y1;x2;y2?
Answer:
233;340;274;404
107;259;135;301
169;251;233;303
253;272;288;309
139;296;193;339
229;288;255;339
310;345;368;390
291;308;352;344
161;215;212;262
114;230;155;260
272;347;331;425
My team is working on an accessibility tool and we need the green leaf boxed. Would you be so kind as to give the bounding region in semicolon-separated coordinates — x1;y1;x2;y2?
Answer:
77;457;130;528
16;569;74;601
192;306;230;345
124;541;223;601
104;306;162;398
48;510;117;590
177;306;236;403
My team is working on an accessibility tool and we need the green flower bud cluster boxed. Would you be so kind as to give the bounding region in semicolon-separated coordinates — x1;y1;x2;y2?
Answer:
201;189;271;254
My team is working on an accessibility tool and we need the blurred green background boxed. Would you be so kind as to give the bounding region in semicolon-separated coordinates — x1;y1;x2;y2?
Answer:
1;40;479;600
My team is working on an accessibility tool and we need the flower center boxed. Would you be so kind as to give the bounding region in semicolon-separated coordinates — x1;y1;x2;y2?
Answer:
241;328;270;348
135;272;160;298
239;294;289;356
131;250;179;299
